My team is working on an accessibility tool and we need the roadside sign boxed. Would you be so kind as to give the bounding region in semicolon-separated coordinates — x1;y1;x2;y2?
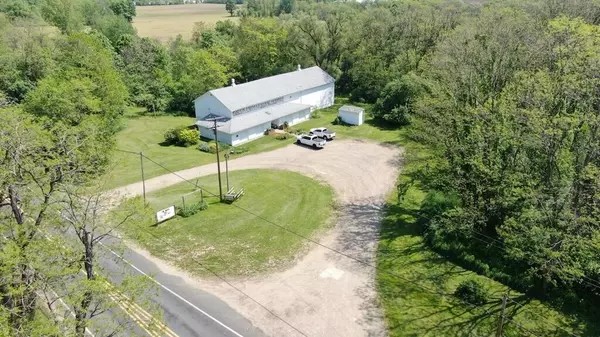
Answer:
156;206;176;223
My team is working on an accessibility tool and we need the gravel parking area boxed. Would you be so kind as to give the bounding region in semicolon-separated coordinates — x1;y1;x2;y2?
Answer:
114;139;403;337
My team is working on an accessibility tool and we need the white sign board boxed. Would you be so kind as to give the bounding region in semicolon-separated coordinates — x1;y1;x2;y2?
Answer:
156;206;176;223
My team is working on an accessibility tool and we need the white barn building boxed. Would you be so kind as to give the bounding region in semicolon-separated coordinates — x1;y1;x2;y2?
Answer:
194;66;335;146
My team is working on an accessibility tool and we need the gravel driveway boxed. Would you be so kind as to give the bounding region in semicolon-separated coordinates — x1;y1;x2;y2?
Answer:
113;139;403;337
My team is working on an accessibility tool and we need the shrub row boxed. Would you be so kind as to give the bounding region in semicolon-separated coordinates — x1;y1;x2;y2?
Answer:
198;141;249;155
177;200;208;218
275;133;294;140
164;126;200;147
285;127;305;135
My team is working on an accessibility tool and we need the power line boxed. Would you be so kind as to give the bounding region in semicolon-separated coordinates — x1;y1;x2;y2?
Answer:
20;183;310;337
115;148;140;155
127;221;309;337
119;150;541;337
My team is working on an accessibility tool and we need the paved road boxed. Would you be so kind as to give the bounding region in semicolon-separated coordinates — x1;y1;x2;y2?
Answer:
98;237;267;337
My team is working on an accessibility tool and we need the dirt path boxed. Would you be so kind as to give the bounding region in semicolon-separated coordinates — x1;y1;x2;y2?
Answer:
113;139;403;337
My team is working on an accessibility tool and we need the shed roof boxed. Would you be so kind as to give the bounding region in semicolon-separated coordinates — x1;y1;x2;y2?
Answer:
197;66;334;112
196;102;311;134
339;105;364;114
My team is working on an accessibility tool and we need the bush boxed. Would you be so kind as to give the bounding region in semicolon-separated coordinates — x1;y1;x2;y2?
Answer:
311;110;321;119
332;116;351;126
199;142;211;153
198;141;231;154
230;146;249;154
285;127;305;135
164;127;182;144
164;126;199;147
177;129;200;146
177;200;208;218
275;133;294;140
454;279;488;305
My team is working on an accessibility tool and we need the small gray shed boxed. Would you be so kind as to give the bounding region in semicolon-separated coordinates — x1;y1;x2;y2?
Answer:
338;105;365;126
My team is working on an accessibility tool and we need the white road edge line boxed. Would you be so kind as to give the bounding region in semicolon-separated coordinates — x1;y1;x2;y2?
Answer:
98;241;245;337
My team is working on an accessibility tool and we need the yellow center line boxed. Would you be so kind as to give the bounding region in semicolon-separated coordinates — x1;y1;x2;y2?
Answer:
109;290;177;337
43;231;179;337
108;292;161;337
103;280;179;337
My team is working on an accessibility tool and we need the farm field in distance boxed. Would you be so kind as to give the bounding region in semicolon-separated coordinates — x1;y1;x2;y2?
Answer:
133;4;237;42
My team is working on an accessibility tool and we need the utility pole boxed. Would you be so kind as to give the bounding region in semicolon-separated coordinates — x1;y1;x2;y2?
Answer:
208;117;225;202
224;153;230;192
140;151;146;203
495;293;508;337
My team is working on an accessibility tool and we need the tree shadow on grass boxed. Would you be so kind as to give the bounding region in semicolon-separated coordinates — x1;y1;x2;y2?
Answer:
378;195;598;336
364;117;401;131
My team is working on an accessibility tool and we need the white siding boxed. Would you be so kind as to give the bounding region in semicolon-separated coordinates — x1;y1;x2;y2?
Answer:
194;93;232;119
286;83;335;110
231;122;270;146
339;109;363;126
199;126;233;145
276;108;311;127
195;81;334;146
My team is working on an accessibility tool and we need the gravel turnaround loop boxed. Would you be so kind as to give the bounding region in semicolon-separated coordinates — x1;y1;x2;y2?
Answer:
112;139;403;337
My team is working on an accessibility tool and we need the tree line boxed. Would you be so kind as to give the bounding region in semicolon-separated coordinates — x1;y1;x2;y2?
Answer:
411;0;600;314
0;1;155;336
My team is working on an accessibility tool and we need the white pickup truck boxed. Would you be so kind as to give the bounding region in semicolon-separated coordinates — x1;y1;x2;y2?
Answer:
309;127;336;140
296;134;326;148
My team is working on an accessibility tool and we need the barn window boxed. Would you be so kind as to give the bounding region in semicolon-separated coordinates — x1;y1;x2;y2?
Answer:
236;135;239;138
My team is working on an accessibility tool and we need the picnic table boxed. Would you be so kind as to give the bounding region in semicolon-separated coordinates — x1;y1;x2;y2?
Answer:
223;187;244;203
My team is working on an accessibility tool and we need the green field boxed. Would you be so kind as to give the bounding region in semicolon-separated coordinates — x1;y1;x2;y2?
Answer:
119;169;334;276
134;4;238;42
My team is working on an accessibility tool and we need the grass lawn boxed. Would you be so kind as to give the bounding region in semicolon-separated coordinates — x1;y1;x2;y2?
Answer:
298;98;404;145
134;4;238;42
103;100;402;189
119;169;334;276
376;142;597;336
103;110;294;189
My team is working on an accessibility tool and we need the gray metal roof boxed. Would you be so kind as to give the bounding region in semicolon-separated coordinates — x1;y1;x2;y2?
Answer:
197;102;311;134
197;66;334;112
339;105;364;114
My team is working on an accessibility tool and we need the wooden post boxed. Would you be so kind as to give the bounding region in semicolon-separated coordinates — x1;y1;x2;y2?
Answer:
140;152;146;203
225;153;230;192
181;196;185;209
213;119;223;202
495;293;508;337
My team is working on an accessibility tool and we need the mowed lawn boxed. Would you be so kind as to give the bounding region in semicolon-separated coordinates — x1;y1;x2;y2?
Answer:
298;98;404;145
103;100;403;189
103;111;294;189
134;4;238;42
119;169;334;276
